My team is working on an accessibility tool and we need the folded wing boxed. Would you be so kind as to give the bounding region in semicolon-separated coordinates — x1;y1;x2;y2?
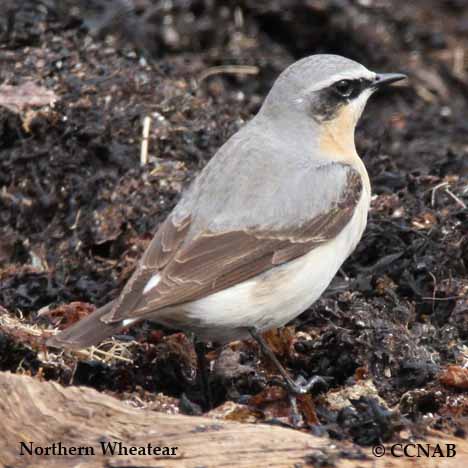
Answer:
103;162;363;323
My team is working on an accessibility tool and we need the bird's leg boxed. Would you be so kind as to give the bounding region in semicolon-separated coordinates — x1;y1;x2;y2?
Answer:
249;327;327;396
287;393;303;427
194;339;213;411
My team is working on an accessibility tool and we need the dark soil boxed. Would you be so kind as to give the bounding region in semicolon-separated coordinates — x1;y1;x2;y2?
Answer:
1;0;467;447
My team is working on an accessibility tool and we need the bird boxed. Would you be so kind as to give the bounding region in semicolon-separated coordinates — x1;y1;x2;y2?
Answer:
47;54;405;406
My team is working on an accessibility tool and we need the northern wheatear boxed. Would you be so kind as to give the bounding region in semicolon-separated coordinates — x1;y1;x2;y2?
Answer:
48;55;405;401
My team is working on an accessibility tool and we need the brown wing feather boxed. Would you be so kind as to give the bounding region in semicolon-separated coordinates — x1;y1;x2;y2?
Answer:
104;168;362;323
108;212;191;317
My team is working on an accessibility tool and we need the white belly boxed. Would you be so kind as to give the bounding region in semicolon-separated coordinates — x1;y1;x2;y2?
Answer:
155;191;370;343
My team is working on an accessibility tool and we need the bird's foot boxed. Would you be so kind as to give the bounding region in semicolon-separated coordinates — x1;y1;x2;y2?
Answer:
268;375;329;427
248;327;329;426
269;374;329;395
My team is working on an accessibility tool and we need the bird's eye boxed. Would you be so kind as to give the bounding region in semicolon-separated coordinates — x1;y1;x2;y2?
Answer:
333;80;354;98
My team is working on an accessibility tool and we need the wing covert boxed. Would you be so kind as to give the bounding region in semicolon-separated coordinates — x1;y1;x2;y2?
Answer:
104;163;363;323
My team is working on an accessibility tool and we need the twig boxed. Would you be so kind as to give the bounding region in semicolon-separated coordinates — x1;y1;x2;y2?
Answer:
428;271;437;313
445;187;467;209
453;47;465;78
140;115;151;166
198;65;259;84
234;7;244;28
429;181;467;209
421;295;463;301
430;182;449;207
87;346;134;363
74;343;135;364
70;208;81;230
414;84;435;103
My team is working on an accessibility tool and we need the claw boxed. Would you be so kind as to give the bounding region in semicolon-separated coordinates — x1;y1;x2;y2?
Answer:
290;375;329;395
270;374;328;395
249;327;329;426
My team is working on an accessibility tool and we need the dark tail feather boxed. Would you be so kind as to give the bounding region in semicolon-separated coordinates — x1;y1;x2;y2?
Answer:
46;301;122;350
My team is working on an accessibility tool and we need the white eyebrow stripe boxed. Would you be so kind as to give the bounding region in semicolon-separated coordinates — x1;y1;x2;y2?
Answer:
304;69;377;94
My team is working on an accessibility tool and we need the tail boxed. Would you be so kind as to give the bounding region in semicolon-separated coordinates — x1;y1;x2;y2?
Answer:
46;301;123;350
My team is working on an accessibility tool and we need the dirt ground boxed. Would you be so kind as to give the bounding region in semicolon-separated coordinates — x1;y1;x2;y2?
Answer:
0;0;467;449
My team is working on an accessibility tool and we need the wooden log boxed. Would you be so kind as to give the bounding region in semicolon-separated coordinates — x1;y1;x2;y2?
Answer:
0;371;466;467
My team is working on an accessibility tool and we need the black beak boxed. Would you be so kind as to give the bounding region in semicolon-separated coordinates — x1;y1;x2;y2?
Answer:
373;73;407;88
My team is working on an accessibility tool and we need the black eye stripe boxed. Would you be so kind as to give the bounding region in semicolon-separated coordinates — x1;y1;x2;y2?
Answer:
331;78;372;99
310;78;373;121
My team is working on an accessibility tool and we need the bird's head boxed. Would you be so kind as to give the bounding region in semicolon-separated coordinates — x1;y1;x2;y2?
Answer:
261;54;406;158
